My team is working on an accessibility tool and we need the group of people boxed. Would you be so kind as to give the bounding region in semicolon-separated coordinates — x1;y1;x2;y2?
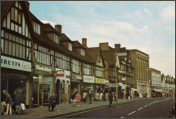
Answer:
75;90;93;107
2;89;25;115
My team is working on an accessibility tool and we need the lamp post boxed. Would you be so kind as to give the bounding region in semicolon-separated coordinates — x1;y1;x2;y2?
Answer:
115;52;127;100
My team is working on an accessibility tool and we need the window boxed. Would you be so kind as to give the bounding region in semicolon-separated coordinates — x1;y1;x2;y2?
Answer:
81;49;85;56
95;67;104;77
11;7;21;24
83;63;91;75
72;59;80;73
33;22;40;34
54;34;59;44
68;43;72;51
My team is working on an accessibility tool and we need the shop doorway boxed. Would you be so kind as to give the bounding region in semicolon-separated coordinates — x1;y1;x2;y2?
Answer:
39;84;50;106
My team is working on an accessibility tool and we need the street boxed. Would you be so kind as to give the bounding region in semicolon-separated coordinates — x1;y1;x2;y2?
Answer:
56;97;175;118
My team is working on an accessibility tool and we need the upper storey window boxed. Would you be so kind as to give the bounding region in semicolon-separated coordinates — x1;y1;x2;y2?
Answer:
54;34;59;44
81;49;85;56
68;43;72;51
11;7;21;25
33;22;40;35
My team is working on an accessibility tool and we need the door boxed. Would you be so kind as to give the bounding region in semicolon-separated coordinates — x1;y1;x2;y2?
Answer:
39;84;50;106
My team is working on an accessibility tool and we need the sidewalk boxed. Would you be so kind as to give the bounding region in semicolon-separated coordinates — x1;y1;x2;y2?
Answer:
1;98;151;118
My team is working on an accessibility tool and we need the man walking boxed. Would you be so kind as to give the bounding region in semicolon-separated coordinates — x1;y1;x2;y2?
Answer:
3;90;12;115
108;92;113;107
88;90;93;104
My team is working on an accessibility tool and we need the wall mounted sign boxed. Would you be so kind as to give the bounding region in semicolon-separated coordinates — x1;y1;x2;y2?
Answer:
57;70;64;77
34;63;54;75
109;83;118;87
95;78;105;84
1;55;31;72
83;75;94;83
55;68;70;85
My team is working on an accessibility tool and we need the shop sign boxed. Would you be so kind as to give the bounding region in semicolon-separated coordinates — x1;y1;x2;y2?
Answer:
34;63;54;74
57;70;64;77
83;75;94;83
122;77;126;81
109;83;118;87
95;78;105;84
72;74;82;80
1;55;31;72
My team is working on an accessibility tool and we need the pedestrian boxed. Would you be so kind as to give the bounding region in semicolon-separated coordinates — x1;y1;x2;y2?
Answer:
49;91;56;112
14;89;25;115
76;91;81;107
114;93;117;102
3;90;12;115
88;90;93;104
102;94;105;101
108;92;113;107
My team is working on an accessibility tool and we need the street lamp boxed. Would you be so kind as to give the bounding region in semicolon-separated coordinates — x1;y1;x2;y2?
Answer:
115;52;127;100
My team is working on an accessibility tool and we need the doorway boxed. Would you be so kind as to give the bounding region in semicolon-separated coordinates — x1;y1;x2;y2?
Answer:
39;84;50;106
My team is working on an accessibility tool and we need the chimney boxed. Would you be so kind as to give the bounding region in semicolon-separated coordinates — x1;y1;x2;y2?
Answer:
82;38;87;48
55;24;62;34
99;42;109;50
115;44;121;49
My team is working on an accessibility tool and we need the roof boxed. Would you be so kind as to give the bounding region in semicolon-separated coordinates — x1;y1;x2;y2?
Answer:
129;49;149;56
72;41;86;49
86;47;101;63
1;1;14;21
60;33;73;43
148;68;161;73
42;23;61;36
101;50;115;66
29;12;43;24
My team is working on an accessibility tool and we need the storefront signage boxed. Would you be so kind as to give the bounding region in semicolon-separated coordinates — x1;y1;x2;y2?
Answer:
34;63;54;75
72;74;82;80
55;68;70;85
57;70;64;77
83;75;94;83
109;83;118;87
1;55;31;72
95;78;105;84
122;77;126;81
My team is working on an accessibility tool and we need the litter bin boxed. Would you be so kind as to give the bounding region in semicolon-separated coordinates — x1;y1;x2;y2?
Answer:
72;100;76;106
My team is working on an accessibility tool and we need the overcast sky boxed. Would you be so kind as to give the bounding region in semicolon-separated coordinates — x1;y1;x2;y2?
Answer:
29;1;175;77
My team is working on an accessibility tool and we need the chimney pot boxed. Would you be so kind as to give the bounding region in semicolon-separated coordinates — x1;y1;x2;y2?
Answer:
115;44;121;49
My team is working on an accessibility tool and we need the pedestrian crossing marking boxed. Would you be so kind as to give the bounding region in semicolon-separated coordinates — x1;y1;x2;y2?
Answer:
120;116;124;118
138;107;143;110
128;111;136;115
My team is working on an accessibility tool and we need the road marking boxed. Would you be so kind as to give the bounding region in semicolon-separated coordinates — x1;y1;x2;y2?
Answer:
128;111;136;115
153;102;155;103
144;105;148;107
149;103;152;105
156;101;158;102
120;116;124;118
138;107;143;110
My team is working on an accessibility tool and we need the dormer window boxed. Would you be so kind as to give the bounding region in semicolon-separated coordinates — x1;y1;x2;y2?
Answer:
54;34;59;44
11;7;21;25
68;43;72;51
33;22;40;34
81;49;85;56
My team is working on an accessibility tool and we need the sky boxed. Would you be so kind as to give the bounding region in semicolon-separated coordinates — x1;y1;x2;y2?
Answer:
29;1;175;77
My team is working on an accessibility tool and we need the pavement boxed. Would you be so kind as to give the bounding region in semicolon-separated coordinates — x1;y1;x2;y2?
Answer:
0;97;165;118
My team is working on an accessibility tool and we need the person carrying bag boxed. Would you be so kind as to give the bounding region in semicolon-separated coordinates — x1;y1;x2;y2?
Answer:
14;89;25;115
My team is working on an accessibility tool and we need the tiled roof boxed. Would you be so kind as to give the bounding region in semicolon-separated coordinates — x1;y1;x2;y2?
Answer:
60;33;73;43
1;1;14;21
86;47;101;63
42;24;61;36
29;12;43;24
72;41;86;49
101;50;115;66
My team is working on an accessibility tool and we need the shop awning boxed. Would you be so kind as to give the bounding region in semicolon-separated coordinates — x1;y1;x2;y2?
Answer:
153;89;165;93
131;88;138;92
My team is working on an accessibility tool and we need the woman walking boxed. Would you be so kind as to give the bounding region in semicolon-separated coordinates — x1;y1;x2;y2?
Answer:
3;90;12;115
14;89;25;115
76;91;81;107
49;91;56;112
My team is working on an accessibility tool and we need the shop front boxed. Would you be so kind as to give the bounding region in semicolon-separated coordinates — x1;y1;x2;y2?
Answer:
109;83;118;100
94;78;106;101
1;55;31;107
119;83;127;99
55;68;70;104
82;75;94;100
32;63;54;106
71;73;82;100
